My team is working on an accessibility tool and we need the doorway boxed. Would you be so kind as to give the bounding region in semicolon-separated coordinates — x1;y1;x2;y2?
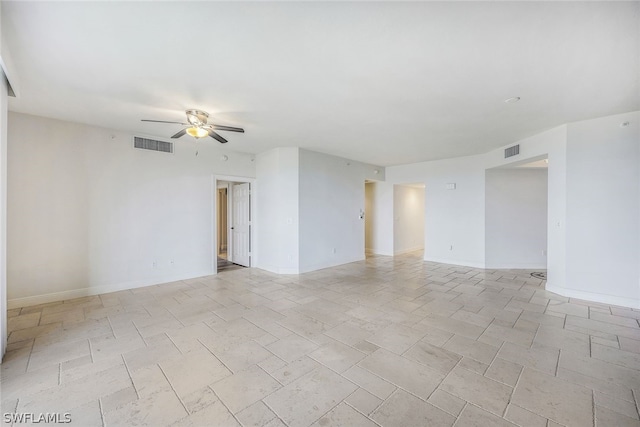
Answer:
485;157;548;269
216;178;253;273
393;183;425;256
364;181;426;257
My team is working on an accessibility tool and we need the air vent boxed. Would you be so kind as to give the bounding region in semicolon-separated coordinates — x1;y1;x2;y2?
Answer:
134;137;173;154
504;144;520;158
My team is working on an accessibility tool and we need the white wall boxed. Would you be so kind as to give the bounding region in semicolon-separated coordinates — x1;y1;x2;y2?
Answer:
256;148;383;274
389;113;640;308
365;181;394;256
255;147;300;274
387;156;487;268
485;168;548;269
298;149;382;273
563;112;639;306
393;185;425;255
7;113;256;307
0;64;8;358
485;126;568;291
387;125;567;274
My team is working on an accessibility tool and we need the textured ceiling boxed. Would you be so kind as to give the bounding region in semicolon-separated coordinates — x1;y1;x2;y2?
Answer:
3;1;638;166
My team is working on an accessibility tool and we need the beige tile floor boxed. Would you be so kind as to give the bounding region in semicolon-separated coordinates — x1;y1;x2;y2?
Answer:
2;252;640;426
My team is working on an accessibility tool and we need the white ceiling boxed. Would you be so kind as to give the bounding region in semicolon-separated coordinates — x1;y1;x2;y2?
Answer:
2;1;638;166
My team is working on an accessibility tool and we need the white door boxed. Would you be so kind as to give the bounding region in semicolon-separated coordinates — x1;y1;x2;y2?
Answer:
230;182;251;267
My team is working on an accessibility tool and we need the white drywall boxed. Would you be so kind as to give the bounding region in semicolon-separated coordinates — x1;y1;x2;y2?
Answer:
387;156;487;268
298;149;383;273
387;125;566;273
393;185;425;255
388;113;640;308
485;168;548;269
7;113;256;307
255;147;300;274
563;112;639;305
484;126;568;297
0;63;8;358
365;181;394;256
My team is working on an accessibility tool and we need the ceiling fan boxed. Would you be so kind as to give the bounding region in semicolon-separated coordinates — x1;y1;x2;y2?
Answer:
142;109;244;144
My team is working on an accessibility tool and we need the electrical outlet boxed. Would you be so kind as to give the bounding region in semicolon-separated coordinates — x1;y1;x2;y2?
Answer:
332;248;337;254
152;261;158;268
449;245;453;251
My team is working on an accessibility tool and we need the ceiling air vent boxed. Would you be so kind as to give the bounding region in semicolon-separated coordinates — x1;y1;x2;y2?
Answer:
504;144;520;158
134;137;173;154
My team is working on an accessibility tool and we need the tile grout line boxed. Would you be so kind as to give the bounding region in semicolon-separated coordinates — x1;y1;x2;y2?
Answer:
196;337;235;374
451;402;469;426
502;359;525;419
157;363;190;416
259;393;291;427
591;390;596;427
632;389;640;421
120;354;140;400
88;338;95;364
98;396;106;427
209;386;255;427
342;399;384;427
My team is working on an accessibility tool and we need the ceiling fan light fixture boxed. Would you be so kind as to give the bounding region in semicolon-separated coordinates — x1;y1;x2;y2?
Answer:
186;127;209;139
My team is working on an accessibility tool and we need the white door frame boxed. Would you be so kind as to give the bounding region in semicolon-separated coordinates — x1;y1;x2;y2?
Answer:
213;175;256;272
230;182;251;267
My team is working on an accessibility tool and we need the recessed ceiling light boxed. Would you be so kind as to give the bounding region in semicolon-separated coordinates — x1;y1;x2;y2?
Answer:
504;97;521;104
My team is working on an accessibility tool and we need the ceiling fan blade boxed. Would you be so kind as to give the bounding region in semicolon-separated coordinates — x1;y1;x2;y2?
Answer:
210;124;245;133
208;129;228;143
142;119;188;125
171;128;187;139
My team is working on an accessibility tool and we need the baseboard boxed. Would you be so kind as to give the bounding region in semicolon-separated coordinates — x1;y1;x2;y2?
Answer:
7;269;215;309
367;250;394;256
485;263;547;270
394;247;424;256
545;284;640;310
423;256;485;269
366;248;394;256
298;255;366;274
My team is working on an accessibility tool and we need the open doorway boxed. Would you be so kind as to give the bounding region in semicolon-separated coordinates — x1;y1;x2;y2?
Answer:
393;183;425;257
485;157;548;270
364;181;425;258
216;178;253;273
364;181;393;257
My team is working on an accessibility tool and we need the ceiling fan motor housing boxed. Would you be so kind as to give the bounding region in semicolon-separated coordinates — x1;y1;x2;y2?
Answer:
186;109;209;126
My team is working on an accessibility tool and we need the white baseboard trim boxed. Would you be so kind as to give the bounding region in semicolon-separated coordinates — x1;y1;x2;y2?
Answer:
255;262;300;275
367;248;394;256
423;256;485;269
367;251;394;257
8;269;215;309
299;256;366;274
394;247;424;256
546;284;640;310
485;263;547;270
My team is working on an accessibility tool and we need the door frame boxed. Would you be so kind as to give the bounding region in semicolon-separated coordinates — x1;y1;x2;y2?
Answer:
213;175;256;272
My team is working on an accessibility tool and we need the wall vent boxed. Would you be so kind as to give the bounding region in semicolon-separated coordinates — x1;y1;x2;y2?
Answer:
134;137;173;154
504;144;520;158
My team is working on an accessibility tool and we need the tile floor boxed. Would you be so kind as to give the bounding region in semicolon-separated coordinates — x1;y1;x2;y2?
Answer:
2;252;640;426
